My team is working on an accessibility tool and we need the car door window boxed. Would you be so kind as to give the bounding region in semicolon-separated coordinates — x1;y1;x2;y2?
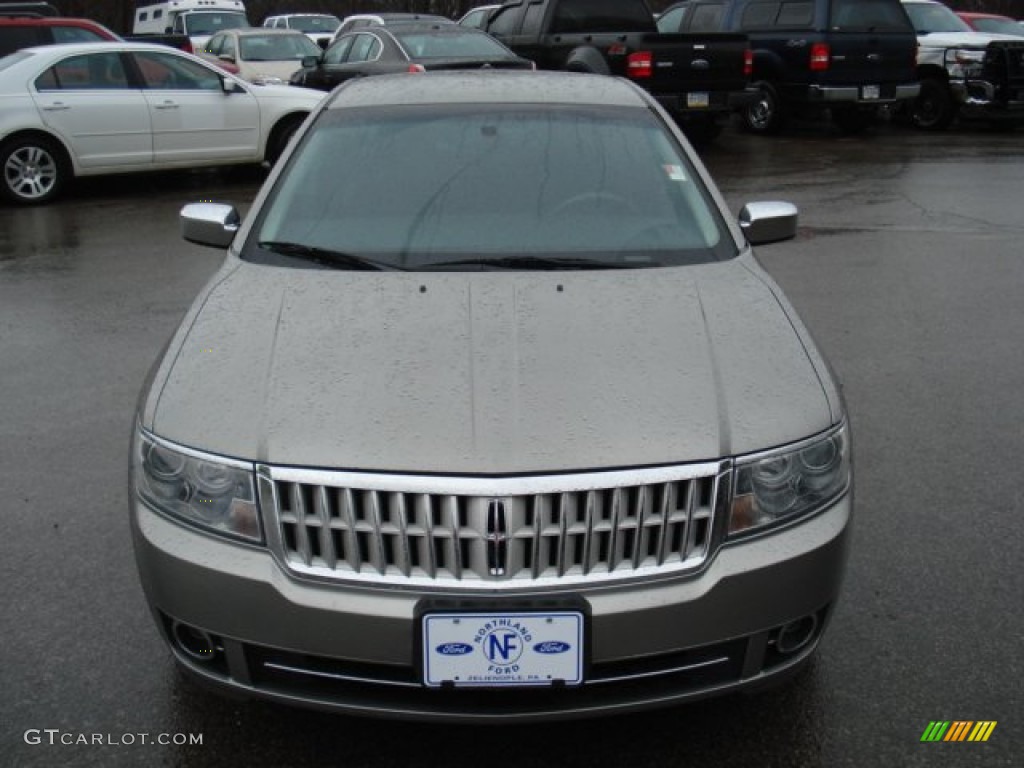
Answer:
221;35;236;59
35;51;129;90
324;35;355;65
51;25;108;43
488;2;527;35
205;33;224;55
657;6;688;33
347;33;381;63
690;4;725;31
132;50;223;90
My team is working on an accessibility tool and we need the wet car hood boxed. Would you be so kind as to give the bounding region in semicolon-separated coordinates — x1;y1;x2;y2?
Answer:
147;258;836;473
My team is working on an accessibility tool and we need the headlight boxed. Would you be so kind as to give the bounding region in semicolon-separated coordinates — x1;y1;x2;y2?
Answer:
945;48;985;79
728;423;850;537
132;426;262;543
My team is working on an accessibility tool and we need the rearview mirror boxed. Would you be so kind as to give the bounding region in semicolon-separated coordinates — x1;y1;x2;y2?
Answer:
181;202;240;248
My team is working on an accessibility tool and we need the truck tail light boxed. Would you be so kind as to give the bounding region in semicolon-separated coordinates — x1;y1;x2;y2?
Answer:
744;48;753;76
810;42;830;71
627;51;653;79
182;40;193;54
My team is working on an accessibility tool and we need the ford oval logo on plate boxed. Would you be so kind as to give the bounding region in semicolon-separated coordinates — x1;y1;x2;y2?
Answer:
435;642;474;656
534;641;571;654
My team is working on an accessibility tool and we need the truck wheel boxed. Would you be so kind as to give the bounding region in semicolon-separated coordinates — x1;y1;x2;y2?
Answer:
742;81;787;135
911;78;956;131
1;135;67;205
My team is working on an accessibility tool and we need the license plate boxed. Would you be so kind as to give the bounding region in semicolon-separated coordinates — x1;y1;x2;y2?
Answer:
686;92;710;108
422;612;584;688
862;85;880;100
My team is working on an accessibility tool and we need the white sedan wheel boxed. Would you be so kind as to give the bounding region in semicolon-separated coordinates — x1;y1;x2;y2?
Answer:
2;140;63;204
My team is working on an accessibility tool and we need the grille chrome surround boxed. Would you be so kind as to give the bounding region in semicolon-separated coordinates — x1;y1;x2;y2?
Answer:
259;463;730;589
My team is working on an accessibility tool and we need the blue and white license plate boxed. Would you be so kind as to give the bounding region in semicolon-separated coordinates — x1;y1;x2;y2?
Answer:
422;612;584;688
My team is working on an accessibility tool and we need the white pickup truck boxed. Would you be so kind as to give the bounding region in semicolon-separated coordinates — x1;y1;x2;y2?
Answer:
901;0;1024;129
132;0;249;51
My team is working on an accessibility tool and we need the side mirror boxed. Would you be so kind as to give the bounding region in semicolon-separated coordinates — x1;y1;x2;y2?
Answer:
739;201;798;245
181;202;240;248
221;76;242;93
301;54;321;69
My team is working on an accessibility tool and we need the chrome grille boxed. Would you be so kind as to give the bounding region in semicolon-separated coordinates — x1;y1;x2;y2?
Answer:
260;463;728;588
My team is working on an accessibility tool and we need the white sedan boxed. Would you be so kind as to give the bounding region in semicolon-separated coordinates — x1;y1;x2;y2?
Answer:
0;42;326;205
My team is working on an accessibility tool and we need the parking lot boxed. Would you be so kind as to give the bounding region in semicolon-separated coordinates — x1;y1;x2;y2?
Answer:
1;118;1022;767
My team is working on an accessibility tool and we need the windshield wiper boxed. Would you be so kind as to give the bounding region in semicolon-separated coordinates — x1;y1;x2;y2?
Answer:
258;241;405;271
419;256;652;271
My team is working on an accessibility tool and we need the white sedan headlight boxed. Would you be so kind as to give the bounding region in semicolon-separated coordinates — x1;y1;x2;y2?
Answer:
728;423;850;537
133;426;262;543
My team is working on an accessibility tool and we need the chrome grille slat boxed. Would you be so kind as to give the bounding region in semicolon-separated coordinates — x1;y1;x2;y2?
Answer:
262;463;727;588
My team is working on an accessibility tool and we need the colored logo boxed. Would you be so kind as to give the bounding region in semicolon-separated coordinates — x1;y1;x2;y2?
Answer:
534;641;571;654
435;643;473;656
920;721;997;742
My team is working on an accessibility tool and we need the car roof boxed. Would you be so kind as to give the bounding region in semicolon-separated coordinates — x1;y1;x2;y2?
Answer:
324;71;650;110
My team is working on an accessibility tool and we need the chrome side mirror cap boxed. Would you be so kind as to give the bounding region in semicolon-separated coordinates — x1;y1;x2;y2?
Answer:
739;201;799;245
180;202;240;248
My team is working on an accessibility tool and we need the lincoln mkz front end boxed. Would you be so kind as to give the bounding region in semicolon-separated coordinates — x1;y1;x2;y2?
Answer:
130;71;852;722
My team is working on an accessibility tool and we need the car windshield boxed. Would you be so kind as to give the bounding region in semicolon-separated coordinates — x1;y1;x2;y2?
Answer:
392;29;513;58
903;3;971;33
291;15;340;33
240;33;321;61
249;104;734;270
970;17;1024;36
186;12;249;36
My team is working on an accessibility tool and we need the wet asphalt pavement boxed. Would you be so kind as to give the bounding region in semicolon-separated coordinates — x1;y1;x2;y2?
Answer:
1;118;1022;767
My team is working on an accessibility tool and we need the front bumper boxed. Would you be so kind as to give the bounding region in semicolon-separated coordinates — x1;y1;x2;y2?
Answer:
951;78;1024;120
132;492;851;721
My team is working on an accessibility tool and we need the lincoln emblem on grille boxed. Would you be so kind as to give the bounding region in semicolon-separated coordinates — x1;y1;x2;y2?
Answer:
486;499;509;577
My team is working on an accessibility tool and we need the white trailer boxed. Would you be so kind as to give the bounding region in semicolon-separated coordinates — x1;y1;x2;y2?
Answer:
133;0;249;48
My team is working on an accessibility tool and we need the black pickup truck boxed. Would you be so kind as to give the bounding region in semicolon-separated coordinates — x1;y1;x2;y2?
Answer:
660;0;920;134
484;0;753;140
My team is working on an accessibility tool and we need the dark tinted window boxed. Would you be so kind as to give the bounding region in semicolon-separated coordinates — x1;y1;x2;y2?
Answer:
830;0;911;31
394;29;511;58
776;2;813;26
0;26;42;55
550;0;655;33
133;51;222;90
691;4;725;31
739;2;780;29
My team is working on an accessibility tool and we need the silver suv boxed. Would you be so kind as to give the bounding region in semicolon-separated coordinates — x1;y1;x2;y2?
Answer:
131;71;852;721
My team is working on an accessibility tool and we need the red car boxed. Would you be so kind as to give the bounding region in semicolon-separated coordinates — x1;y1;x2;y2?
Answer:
0;16;119;57
956;12;1024;37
